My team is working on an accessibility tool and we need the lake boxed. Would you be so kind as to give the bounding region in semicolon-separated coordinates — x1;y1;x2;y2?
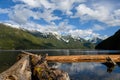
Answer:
0;49;120;80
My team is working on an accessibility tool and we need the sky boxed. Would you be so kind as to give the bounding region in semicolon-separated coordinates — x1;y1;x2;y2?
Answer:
0;0;120;39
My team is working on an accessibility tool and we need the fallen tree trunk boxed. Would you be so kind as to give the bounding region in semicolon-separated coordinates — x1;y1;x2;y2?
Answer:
0;54;31;80
0;51;70;80
46;55;120;62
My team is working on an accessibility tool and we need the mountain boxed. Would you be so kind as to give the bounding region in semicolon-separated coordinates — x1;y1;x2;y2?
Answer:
0;23;44;50
88;37;103;45
29;31;95;49
0;23;95;50
95;29;120;50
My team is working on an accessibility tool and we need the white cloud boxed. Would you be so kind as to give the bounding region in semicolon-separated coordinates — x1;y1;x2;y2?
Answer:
8;5;39;24
68;29;100;39
114;9;120;17
92;24;105;31
13;0;86;16
75;4;110;22
51;0;74;15
51;0;86;15
0;8;10;14
13;0;56;9
5;0;89;25
2;3;60;24
40;0;55;9
54;62;101;74
38;9;61;23
58;21;74;33
18;21;74;35
13;0;41;8
75;4;120;26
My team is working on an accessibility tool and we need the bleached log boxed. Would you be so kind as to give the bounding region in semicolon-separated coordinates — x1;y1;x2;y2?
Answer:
0;55;31;80
46;55;120;63
0;51;70;80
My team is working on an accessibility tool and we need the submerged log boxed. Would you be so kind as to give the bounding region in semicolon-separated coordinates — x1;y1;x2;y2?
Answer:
0;51;70;80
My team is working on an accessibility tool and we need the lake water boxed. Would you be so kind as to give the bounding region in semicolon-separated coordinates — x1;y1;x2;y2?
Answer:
0;49;120;80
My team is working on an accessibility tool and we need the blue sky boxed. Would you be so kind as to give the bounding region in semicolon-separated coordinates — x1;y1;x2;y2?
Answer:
0;0;120;39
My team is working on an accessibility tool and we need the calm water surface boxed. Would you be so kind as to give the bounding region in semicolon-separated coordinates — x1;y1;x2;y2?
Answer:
0;49;120;80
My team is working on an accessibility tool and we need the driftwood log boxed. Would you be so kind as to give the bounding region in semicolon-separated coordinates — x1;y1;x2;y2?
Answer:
0;54;31;80
0;51;70;80
46;55;120;63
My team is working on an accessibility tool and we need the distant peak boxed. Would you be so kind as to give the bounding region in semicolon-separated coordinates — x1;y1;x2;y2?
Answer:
114;29;120;36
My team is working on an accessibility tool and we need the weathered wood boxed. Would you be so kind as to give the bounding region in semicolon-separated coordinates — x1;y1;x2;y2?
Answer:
103;56;117;73
46;55;120;63
0;54;31;80
0;51;70;80
21;51;120;63
106;56;116;65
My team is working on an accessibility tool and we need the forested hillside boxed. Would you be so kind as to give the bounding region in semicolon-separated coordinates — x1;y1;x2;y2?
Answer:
0;23;95;50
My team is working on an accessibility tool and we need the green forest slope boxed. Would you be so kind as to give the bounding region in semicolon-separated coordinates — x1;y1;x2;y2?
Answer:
0;23;94;50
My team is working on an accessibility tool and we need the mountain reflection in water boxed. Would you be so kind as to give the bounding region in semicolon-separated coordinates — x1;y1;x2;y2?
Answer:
0;50;120;80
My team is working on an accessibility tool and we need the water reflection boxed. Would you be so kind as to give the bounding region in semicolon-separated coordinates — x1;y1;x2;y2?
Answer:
102;62;115;73
23;49;120;55
50;62;120;80
0;49;120;55
0;51;20;72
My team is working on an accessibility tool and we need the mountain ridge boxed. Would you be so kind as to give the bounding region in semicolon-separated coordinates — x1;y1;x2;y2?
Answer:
0;23;102;50
95;29;120;50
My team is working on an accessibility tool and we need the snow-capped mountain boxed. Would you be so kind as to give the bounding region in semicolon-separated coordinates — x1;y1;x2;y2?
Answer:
88;37;103;44
4;22;104;46
3;23;106;44
30;30;104;44
30;31;85;42
0;23;96;49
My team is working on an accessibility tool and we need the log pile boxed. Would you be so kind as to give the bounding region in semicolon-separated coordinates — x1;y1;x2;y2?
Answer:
0;52;70;80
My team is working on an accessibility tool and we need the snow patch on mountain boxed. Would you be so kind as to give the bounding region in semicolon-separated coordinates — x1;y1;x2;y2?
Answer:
4;23;20;29
61;38;69;43
51;32;61;40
